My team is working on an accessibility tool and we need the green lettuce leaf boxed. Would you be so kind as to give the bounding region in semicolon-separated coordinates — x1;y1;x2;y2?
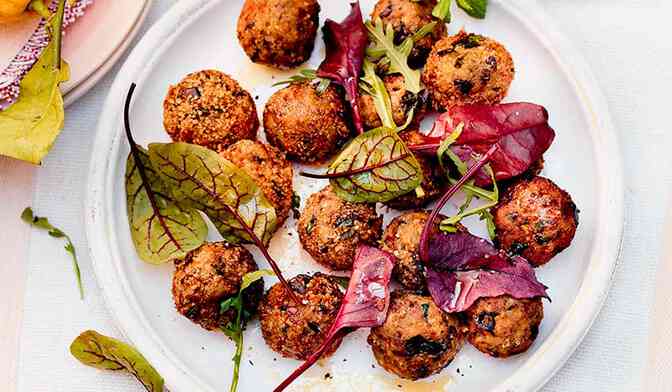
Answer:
0;0;69;164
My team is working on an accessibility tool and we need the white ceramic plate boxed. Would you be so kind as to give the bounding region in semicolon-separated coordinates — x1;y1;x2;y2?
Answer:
85;0;624;391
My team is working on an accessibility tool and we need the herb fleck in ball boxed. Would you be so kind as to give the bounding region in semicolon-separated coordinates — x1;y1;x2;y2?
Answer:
237;0;320;68
492;176;578;266
371;0;447;68
422;31;515;110
172;242;263;331
466;295;543;358
163;70;258;152
264;82;352;163
259;273;344;360
368;291;464;380
220;140;294;228
298;186;383;271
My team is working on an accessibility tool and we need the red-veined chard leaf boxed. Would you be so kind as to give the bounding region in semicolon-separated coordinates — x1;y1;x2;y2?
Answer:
410;102;555;187
425;230;548;313
301;127;423;203
317;1;368;134
70;330;164;392
274;245;394;392
148;140;297;302
123;84;207;264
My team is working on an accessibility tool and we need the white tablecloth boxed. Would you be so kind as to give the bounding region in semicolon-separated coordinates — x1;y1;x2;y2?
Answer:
15;1;672;391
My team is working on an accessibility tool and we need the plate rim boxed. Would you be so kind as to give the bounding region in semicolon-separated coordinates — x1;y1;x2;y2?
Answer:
84;1;625;391
63;0;152;107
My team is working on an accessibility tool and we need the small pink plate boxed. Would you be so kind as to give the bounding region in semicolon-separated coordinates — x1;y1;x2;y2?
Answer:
0;0;151;107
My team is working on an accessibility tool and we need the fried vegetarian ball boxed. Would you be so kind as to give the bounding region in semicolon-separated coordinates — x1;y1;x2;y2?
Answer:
163;70;258;152
492;176;578;267
264;82;352;163
220;140;293;227
371;0;447;68
466;295;543;358
259;273;344;359
384;130;445;210
358;75;428;130
172;242;263;331
422;31;515;110
298;186;383;270
381;210;446;291
368;291;464;380
237;0;320;68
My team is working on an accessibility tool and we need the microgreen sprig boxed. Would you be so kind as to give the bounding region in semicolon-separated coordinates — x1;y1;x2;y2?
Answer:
273;69;331;95
221;270;273;392
434;124;499;239
21;207;84;299
432;0;488;22
359;59;413;132
432;0;452;22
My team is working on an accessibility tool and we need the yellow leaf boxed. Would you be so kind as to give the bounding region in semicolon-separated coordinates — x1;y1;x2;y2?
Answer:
0;0;69;164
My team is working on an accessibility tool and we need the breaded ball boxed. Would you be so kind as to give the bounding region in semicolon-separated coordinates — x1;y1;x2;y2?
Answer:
220;140;294;227
298;186;384;270
259;273;344;359
492;176;578;266
466;295;543;358
163;70;258;152
371;0;447;68
263;82;352;163
368;291;464;380
422;31;515;110
384;130;444;210
172;242;263;331
381;210;446;291
358;75;427;130
237;0;320;68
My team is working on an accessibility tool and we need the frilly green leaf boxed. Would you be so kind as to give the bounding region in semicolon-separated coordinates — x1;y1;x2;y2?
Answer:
70;330;164;392
327;127;423;203
365;18;422;94
147;142;277;245
125;145;207;264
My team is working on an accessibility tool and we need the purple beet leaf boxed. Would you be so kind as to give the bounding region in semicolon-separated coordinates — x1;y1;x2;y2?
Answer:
317;2;368;134
409;102;555;186
274;245;394;392
425;230;548;313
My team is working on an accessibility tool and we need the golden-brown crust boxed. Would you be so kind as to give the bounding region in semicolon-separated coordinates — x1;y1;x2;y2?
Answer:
466;295;543;358
237;0;320;68
492;176;578;266
163;70;258;152
220;140;294;227
381;211;430;291
259;273;344;359
263;82;352;163
371;0;447;68
384;130;445;210
172;242;261;331
297;186;384;271
422;31;514;110
368;291;464;380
